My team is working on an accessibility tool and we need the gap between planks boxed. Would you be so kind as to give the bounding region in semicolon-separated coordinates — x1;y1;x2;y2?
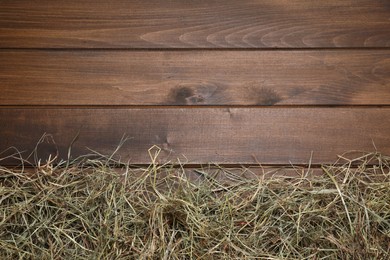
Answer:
1;47;390;51
1;105;390;109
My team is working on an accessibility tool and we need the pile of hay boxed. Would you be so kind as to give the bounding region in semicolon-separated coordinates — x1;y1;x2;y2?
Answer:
0;151;389;259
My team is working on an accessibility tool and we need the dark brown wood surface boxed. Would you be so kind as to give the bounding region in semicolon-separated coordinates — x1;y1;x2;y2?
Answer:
1;108;388;166
1;1;389;168
1;50;389;105
0;0;389;48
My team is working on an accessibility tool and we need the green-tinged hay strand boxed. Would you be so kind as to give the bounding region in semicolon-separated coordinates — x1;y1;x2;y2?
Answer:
0;152;389;259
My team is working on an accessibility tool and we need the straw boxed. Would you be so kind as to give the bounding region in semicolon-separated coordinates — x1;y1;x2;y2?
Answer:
0;151;389;259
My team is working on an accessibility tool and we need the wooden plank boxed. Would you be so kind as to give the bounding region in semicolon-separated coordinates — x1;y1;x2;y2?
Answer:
10;167;326;182
1;50;390;106
0;0;389;48
0;108;389;166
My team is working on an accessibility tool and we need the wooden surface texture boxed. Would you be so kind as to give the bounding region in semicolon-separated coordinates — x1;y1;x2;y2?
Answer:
1;108;388;165
0;0;389;48
1;50;389;105
0;1;389;167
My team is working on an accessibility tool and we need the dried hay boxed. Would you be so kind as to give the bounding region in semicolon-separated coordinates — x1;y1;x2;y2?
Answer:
0;148;389;259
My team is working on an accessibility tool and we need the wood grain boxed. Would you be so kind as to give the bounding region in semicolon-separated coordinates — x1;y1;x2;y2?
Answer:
0;0;389;48
1;50;389;106
0;108;389;166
